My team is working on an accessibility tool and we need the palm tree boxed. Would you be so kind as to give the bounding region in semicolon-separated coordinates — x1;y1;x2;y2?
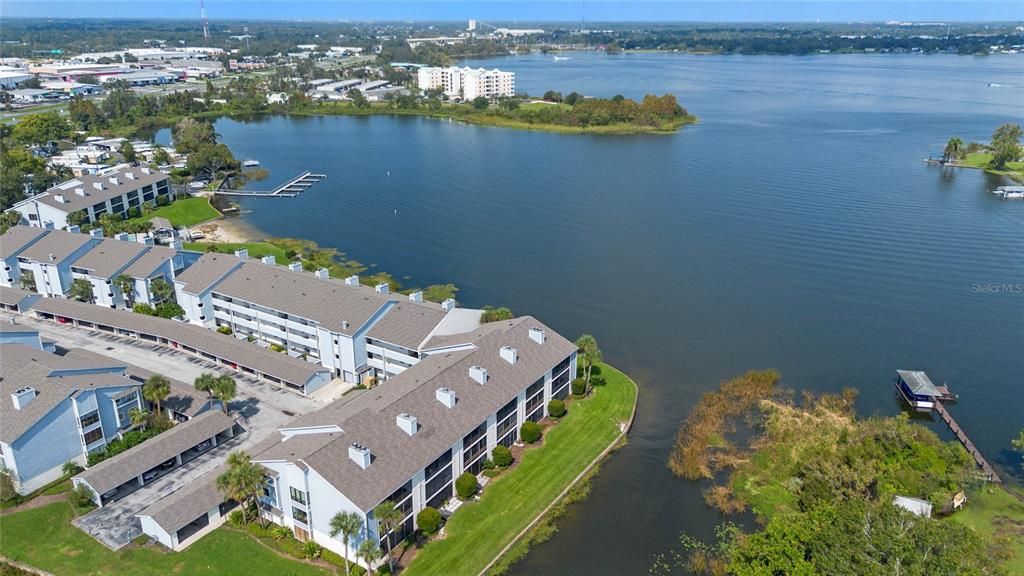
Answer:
149;277;174;304
329;511;363;575
114;274;135;307
213;375;236;414
944;137;964;164
372;500;402;574
194;372;217;401
575;334;603;389
142;374;171;417
128;407;149;430
217;451;268;528
357;539;382;575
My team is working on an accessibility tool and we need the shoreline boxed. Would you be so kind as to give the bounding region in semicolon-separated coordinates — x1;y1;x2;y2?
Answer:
191;215;261;244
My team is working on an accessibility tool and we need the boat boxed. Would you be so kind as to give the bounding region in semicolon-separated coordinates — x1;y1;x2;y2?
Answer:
993;186;1024;200
242;159;260;167
553;56;569;61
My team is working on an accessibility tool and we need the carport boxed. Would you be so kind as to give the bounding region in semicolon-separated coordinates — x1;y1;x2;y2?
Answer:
72;411;237;507
137;463;236;551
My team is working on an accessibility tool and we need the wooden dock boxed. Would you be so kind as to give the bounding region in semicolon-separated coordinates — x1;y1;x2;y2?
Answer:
933;400;1001;483
214;171;327;198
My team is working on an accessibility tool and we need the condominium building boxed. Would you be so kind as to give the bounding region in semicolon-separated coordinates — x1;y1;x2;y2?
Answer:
417;66;516;100
1;226;196;308
9;166;171;230
0;334;141;493
174;251;477;384
139;317;576;563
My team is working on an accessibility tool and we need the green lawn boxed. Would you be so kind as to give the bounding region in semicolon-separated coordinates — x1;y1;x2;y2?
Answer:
141;197;221;228
183;241;289;261
0;501;328;576
959;152;1024;182
403;362;637;576
947;486;1024;574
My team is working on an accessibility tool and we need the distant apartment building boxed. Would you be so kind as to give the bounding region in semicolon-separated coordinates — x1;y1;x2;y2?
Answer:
417;66;516;100
9;166;171;230
174;251;477;384
138;317;577;563
1;226;195;308
0;333;141;493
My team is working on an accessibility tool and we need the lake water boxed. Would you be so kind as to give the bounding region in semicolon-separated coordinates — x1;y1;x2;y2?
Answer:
165;53;1023;574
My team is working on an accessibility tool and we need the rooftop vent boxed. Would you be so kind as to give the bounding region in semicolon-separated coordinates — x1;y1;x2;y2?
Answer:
67;225;81;234
114;232;130;241
141;167;152;174
342;320;350;330
441;298;456;311
108;177;120;186
375;283;389;294
408;291;423;302
74;187;87;197
348;443;371;469
124;172;136;180
288;261;302;272
11;387;36;410
315;268;329;279
53;194;66;204
48;253;57;262
92;182;104;191
469;365;489;385
396;413;418;436
234;248;248;261
529;327;546;345
500;346;518;365
436;387;457;409
344;275;359;286
89;229;104;239
261;255;276;266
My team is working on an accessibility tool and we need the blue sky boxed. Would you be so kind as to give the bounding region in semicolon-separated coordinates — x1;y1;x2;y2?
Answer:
5;1;1023;22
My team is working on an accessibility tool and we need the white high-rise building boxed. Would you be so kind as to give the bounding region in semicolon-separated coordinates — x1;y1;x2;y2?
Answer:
417;66;515;100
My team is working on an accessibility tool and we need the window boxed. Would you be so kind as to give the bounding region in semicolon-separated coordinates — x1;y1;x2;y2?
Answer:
526;376;544;397
262;476;278;507
553;355;572;378
425;449;452;479
292;507;308;525
290;486;307;505
80;411;100;428
83;427;103;445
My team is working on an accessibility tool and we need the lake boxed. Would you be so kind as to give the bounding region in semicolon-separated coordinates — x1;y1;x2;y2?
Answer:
164;53;1023;574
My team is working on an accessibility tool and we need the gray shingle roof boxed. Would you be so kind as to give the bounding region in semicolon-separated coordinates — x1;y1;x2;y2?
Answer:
173;252;241;296
19;229;96;264
0;225;48;259
71;238;149;278
0;285;36;308
136;464;227;534
366;301;447;350
121;246;176;279
35;167;168;213
0;344;132;443
252;316;576;511
26;297;330;388
897;370;940;397
74;410;235;495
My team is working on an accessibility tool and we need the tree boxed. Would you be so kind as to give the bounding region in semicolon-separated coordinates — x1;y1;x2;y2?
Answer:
347;88;369;108
119;141;138;165
68;97;106;131
492;445;512;467
373;500;402;574
12;112;72;146
114;274;135;306
149;277;174;303
989;123;1022;170
548;399;566;418
498;97;520;111
133;303;157;315
357;538;382;575
943;137;964;163
542;90;563;102
19;273;36;292
155;301;184;319
329;511;363;575
61;461;83;477
187;143;239;180
66;210;88;227
151;145;171;166
520;420;541;444
195;372;218;400
575;334;602;389
1013;429;1024;452
565;91;582;106
480;306;513;323
455;472;478;499
0;467;16;503
471;96;489;110
216;451;268;528
172;117;217;154
213;375;236;414
69;278;95;303
416;506;441;535
0;211;22;234
142;374;171;416
128;407;149;430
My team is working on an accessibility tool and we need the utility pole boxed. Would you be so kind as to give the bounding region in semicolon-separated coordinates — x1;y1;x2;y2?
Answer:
200;0;210;40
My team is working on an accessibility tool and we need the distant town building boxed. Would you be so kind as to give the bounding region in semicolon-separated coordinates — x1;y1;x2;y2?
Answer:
0;67;33;89
417;66;515;100
406;36;467;49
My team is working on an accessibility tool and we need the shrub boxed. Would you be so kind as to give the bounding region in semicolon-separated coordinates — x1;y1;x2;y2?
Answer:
492;445;513;467
155;302;184;319
571;377;587;396
62;461;84;476
69;485;95;508
270;343;285;353
417;506;442;535
217;325;233;335
227;510;246;528
272;525;292;540
548;399;566;418
133;303;157;316
455;472;478;500
303;540;323;560
156;194;171;206
521;421;542;444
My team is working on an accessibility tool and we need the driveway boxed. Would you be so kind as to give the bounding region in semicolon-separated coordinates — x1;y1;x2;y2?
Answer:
72;430;247;550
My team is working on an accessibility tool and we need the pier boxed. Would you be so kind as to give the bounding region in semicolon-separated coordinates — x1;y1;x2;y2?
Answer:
933;401;1001;483
214;171;327;198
